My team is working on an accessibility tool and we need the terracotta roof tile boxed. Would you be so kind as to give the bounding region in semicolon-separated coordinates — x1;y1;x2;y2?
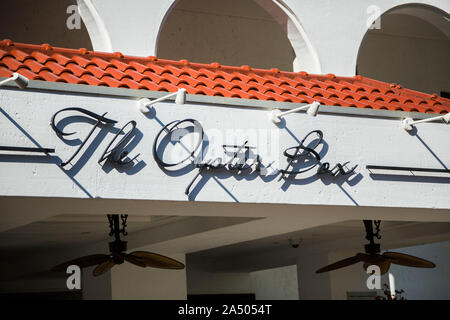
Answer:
85;64;109;78
120;69;142;82
79;74;105;86
145;62;167;75
11;49;31;62
0;65;13;77
178;73;203;87
38;70;64;82
196;75;217;88
45;60;70;75
164;64;189;77
24;59;52;74
158;80;180;92
59;71;87;84
2;55;23;71
198;67;222;80
15;67;45;81
104;66;132;81
51;53;73;66
100;75;127;88
66;62;93;77
121;77;146;90
180;66;206;79
110;58;132;72
0;48;9;59
139;79;168;91
30;51;55;64
0;39;449;114
141;70;165;84
192;84;217;96
71;55;95;68
127;61;151;73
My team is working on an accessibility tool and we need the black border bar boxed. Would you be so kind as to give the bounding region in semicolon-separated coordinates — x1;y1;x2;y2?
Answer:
366;165;450;173
0;146;55;153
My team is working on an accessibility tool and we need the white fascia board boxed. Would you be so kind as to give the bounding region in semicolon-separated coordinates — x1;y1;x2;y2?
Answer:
0;77;441;121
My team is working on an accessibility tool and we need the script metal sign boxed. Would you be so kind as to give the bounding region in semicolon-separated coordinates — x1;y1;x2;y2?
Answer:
153;118;358;195
46;107;358;196
51;107;140;168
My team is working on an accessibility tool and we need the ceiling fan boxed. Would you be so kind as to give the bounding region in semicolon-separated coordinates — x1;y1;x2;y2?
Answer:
52;214;185;277
316;220;436;275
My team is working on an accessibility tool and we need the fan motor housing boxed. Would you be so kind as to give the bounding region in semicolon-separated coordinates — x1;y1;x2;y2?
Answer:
109;240;127;253
365;243;380;254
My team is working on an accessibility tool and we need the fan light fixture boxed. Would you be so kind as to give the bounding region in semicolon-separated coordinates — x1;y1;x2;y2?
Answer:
269;101;320;124
51;214;185;277
0;72;29;89
315;220;436;275
402;113;450;131
138;88;186;114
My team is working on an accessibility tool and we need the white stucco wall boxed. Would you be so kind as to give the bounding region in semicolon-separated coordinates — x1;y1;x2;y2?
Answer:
358;12;450;95
80;0;449;76
157;0;296;71
1;1;448;78
187;270;252;295
1;87;449;211
298;241;450;300
187;265;298;300
3;1;447;86
83;266;112;300
297;252;332;299
388;241;450;299
110;253;187;300
0;0;92;50
250;265;299;300
284;0;450;76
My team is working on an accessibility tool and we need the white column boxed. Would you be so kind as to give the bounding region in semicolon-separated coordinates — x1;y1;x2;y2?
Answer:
82;266;112;300
296;252;332;300
110;253;187;300
83;0;176;56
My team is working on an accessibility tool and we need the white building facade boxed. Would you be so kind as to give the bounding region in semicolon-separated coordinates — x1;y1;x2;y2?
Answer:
0;0;449;299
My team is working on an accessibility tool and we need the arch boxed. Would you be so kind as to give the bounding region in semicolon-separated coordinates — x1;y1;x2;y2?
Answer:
155;0;320;73
77;0;112;52
357;2;450;55
389;4;450;39
356;3;450;95
252;0;321;73
0;0;93;50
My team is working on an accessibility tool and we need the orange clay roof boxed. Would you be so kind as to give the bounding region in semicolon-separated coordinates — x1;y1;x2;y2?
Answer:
0;39;449;114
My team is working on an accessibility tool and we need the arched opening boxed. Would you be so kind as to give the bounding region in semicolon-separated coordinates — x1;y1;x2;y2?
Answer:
0;0;92;50
157;0;319;73
357;4;450;96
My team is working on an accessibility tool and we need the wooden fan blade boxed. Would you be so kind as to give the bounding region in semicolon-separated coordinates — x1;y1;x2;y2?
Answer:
129;251;185;270
383;252;436;268
380;261;391;275
93;258;115;277
52;254;110;272
363;261;391;275
356;253;385;264
110;252;146;268
316;255;361;273
124;254;147;268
